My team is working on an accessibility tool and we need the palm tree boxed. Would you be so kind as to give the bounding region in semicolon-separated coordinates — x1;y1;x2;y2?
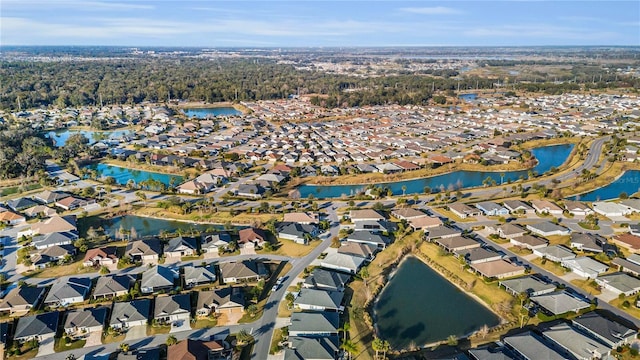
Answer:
338;322;350;342
236;329;252;345
341;339;359;360
119;343;130;352
381;339;391;359
372;337;384;359
401;185;407;196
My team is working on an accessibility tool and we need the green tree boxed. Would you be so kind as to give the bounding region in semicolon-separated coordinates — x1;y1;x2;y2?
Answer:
166;335;177;346
341;339;359;360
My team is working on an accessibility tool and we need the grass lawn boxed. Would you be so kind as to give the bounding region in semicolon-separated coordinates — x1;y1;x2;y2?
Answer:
545;235;571;247
570;279;602;296
610;296;640;320
269;328;286;354
238;298;267;324
578;222;600;230
7;348;38;360
54;338;86;352
531;258;569;276
193;317;218;329
32;260;97;278
277;298;293;318
509;246;533;256
181;255;204;261
263;239;320;258
432;207;477;222
102;332;126;344
147;325;171;336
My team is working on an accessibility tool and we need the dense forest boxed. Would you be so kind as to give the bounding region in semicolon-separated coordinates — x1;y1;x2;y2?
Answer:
2;58;639;110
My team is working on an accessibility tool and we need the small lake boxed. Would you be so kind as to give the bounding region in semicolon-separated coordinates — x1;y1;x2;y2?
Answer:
298;144;574;199
85;163;183;187
458;93;478;102
47;129;133;147
374;256;499;349
78;215;226;238
569;170;640;201
183;107;241;118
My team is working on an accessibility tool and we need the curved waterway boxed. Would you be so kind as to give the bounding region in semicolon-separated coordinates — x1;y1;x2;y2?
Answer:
569;170;640;201
299;143;574;199
374;256;499;349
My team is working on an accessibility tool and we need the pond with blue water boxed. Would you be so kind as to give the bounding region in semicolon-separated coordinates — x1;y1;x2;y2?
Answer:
183;107;241;118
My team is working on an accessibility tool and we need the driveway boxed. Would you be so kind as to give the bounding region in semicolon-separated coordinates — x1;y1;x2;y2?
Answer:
240;247;256;255
36;337;55;357
84;331;102;347
597;289;620;302
170;320;192;333
124;326;147;341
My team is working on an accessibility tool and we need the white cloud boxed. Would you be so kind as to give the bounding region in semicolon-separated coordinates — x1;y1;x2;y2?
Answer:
2;0;154;10
399;6;460;15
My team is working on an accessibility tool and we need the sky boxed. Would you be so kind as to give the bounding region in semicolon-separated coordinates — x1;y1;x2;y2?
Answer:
1;0;639;47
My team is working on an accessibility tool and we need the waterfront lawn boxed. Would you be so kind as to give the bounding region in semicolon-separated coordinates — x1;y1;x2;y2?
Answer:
531;258;569;276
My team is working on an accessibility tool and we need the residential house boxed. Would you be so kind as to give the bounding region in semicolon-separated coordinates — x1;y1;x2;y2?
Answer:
140;265;177;294
345;231;389;249
23;205;57;219
471;260;526;279
426;226;462;240
31;231;76;250
235;184;266;199
504;331;566;360
408;216;443;231
110;299;151;330
572;312;638;348
64;307;108;338
125;239;162;265
201;233;232;255
455;247;503;264
530;291;592;315
20;215;77;238
83;246;118;268
0;286;46;316
44;277;92;307
219;260;266;284
542;323;610;360
164;236;198;259
561;257;609;279
92;274;135;299
503;200;535;214
612;233;640;252
0;211;26;226
277;222;318;245
474;201;509;216
294;289;344;312
349;209;385;222
571;233;606;253
303;268;351;292
167;339;231;360
283;212;319;224
564;200;594;216
196;287;245;317
55;196;94;211
196;288;244;318
497;223;527;239
448;203;482;219
596;272;640;296
337;242;377;260
530;200;564;215
285;336;339;360
320;253;366;274
499;276;556;296
289;311;339;338
510;235;549;250
6;198;38;212
533;245;576;262
391;208;427;221
183;265;217;288
434;236;481;253
526;221;571;237
237;228;266;249
31;244;77;269
154;294;191;324
13;312;59;342
32;190;70;204
592;201;632;217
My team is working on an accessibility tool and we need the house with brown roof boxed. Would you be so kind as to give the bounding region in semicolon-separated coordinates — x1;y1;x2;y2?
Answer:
429;154;453;166
472;260;526;279
196;288;245;317
349;209;385;222
83;246;119;268
612;233;640;252
0;286;46;316
531;200;564;215
0;211;25;226
55;196;94;211
448;203;481;219
510;235;549;250
167;339;230;360
391;208;427;220
19;215;77;238
238;228;266;249
283;212;319;224
408;216;443;230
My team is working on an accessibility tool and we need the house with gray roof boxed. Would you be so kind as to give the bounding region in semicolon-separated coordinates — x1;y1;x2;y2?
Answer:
497;223;527;239
611;257;640;277
6;197;38;212
277;222;318;245
561;257;608;279
140;265;177;294
475;201;509;216
201;233;232;255
44;277;92;307
526;221;570;237
572;311;638;348
468;345;515;360
0;286;46;316
337;242;377;260
542;323;610;360
13;311;59;342
503;331;566;360
196;288;244;318
530;291;591;315
64;307;108;337
499;276;556;297
510;235;548;250
93;274;135;299
154;294;191;324
435;236;481;253
183;265;217;288
294;289;344;312
285;336;339;360
289;312;339;337
503;200;535;214
125;239;162;265
164;236;198;259
303;268;351;292
110;299;150;330
427;226;462;240
596;272;640;296
32;231;77;250
455;247;502;264
448;203;482;219
533;245;576;263
320;253;366;274
345;230;389;249
219;260;266;284
571;232;606;253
